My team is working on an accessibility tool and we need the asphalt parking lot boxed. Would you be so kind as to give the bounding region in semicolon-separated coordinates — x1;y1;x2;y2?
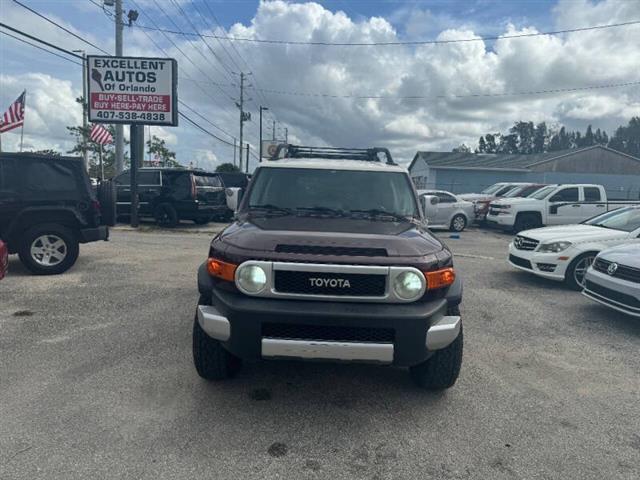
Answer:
1;227;639;480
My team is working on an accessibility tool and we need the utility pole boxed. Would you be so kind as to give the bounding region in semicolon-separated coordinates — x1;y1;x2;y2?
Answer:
259;106;268;162
114;0;124;174
245;143;249;174
233;137;237;167
272;120;276;141
285;127;288;143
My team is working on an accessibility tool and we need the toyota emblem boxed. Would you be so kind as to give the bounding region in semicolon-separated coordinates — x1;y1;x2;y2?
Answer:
607;263;618;276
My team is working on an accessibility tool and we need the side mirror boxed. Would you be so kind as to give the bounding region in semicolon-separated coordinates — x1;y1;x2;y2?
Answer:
420;194;439;220
225;187;244;212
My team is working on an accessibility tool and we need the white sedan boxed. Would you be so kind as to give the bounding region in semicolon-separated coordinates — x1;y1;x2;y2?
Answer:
508;206;640;290
418;190;475;232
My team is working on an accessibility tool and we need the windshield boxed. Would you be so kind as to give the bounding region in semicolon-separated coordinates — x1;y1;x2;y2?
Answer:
502;187;521;198
480;183;505;195
529;185;557;200
246;167;418;218
583;207;640;232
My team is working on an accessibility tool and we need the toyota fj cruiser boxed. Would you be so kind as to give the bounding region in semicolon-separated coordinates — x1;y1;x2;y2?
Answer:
193;146;463;389
0;152;110;275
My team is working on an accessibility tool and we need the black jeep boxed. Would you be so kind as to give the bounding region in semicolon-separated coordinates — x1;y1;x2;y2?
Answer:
113;168;247;227
0;153;109;275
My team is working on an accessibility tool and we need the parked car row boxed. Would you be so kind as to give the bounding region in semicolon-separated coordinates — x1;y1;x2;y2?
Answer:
508;206;640;317
110;168;249;227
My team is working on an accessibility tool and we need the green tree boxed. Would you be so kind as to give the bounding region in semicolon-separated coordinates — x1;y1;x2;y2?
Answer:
476;136;487;153
484;133;498;153
583;124;594;147
29;149;61;156
66;97;128;178
608;117;640;157
215;162;241;173
146;135;180;167
533;122;547;153
498;133;518;154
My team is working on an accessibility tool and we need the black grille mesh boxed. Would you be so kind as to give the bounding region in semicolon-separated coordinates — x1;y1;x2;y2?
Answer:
275;244;387;257
593;258;640;284
585;281;640;308
274;270;386;296
263;323;394;343
509;254;532;270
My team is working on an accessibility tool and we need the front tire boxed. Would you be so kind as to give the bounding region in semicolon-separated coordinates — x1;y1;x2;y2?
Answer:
18;224;79;275
513;213;541;234
450;214;467;232
565;252;597;291
410;305;463;390
192;300;241;380
154;203;179;228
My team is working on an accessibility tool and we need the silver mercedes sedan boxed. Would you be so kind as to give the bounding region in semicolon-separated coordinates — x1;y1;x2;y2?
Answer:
418;190;475;232
582;243;640;318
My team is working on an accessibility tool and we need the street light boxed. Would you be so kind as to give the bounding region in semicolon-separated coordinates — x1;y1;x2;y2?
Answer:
259;106;268;162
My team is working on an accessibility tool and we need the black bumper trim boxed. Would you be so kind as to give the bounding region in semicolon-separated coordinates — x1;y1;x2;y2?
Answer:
79;226;109;243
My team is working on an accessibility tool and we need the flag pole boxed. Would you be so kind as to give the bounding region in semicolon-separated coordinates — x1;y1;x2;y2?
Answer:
19;90;26;152
99;143;104;180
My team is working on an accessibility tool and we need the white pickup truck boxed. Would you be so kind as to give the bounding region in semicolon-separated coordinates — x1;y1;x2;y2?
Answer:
487;184;636;233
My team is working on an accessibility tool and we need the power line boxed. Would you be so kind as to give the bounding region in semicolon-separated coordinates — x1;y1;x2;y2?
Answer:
178;99;235;140
0;29;83;66
12;0;111;54
178;112;236;147
0;22;83;59
131;19;640;46
1;23;239;151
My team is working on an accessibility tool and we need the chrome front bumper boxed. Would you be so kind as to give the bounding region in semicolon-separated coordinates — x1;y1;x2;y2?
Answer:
197;305;461;363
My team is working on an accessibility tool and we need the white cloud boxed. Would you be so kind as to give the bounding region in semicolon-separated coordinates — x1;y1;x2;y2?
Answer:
1;0;638;165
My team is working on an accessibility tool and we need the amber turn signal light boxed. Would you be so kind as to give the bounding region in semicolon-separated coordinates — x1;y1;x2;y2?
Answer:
425;267;456;290
207;257;237;282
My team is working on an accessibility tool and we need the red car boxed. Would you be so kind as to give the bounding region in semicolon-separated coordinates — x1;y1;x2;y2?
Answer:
0;239;7;280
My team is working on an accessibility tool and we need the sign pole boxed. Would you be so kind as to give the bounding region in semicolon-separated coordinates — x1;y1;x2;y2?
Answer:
245;143;249;174
19;90;26;152
130;125;140;228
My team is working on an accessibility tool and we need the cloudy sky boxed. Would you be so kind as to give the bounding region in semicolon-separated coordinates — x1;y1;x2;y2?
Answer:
1;0;639;169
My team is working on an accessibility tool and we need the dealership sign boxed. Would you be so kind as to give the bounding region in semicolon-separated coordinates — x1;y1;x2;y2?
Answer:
87;55;178;126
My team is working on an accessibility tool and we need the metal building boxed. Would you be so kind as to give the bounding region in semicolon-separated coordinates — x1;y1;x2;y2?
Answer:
409;145;640;199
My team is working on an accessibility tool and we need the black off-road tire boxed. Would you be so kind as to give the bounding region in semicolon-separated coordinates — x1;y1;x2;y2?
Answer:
192;298;241;380
513;213;541;234
450;214;467;232
410;305;463;390
97;180;116;226
18;224;80;275
154;203;179;228
565;252;597;291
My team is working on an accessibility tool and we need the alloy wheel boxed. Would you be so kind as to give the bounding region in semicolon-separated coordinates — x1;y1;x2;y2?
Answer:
30;234;67;267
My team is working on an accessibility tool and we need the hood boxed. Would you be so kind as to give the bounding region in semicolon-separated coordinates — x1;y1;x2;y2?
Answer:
492;197;538;206
519;224;630;243
459;193;493;202
218;216;444;258
598;243;640;268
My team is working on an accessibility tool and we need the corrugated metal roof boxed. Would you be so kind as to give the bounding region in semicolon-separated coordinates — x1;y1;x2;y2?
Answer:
412;148;578;170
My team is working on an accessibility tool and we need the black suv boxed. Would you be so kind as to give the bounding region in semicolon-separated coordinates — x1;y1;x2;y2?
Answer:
113;168;248;227
0;153;109;275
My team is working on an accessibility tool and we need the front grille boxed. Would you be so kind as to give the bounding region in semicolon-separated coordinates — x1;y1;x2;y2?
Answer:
275;244;387;257
536;263;557;272
585;281;640;309
509;254;532;270
593;258;640;284
263;323;394;343
514;235;540;251
274;270;386;297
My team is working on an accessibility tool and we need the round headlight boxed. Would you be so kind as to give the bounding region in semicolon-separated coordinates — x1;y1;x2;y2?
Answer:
237;264;267;294
393;271;424;300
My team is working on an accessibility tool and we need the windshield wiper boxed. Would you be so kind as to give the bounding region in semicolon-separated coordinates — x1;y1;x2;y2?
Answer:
349;209;413;222
248;204;294;216
296;206;346;217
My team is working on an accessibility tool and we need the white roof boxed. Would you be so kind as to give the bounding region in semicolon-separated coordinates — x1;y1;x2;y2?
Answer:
258;158;408;173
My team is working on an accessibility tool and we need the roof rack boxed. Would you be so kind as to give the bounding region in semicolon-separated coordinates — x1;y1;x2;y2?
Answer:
272;144;396;165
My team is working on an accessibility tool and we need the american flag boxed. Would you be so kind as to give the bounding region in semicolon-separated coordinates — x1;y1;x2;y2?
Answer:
0;91;26;134
90;123;113;145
